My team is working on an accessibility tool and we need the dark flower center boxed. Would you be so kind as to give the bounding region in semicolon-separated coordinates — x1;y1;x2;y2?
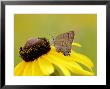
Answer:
19;38;51;62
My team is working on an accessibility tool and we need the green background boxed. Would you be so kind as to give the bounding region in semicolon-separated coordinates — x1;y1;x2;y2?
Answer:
14;14;97;74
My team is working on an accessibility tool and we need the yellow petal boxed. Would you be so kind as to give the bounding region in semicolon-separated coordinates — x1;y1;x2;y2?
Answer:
49;47;83;70
32;60;45;76
66;64;94;76
37;56;54;75
22;62;32;76
14;61;26;76
47;53;94;76
72;42;82;47
50;45;94;71
71;51;94;70
43;56;71;76
55;64;71;76
50;45;94;75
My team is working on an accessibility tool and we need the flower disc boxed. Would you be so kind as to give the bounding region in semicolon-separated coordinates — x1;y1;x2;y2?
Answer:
19;38;51;62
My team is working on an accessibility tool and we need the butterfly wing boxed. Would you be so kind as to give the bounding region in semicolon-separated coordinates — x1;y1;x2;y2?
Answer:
53;31;75;56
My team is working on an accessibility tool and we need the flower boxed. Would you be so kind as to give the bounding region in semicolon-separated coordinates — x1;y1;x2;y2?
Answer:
14;39;95;76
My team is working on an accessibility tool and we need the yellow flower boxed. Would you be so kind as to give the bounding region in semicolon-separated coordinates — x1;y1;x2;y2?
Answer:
14;42;95;76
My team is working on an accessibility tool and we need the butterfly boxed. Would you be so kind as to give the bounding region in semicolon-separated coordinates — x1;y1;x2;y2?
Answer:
52;31;75;56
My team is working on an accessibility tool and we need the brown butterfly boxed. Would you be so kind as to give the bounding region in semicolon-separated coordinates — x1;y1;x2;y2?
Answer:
52;31;75;56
